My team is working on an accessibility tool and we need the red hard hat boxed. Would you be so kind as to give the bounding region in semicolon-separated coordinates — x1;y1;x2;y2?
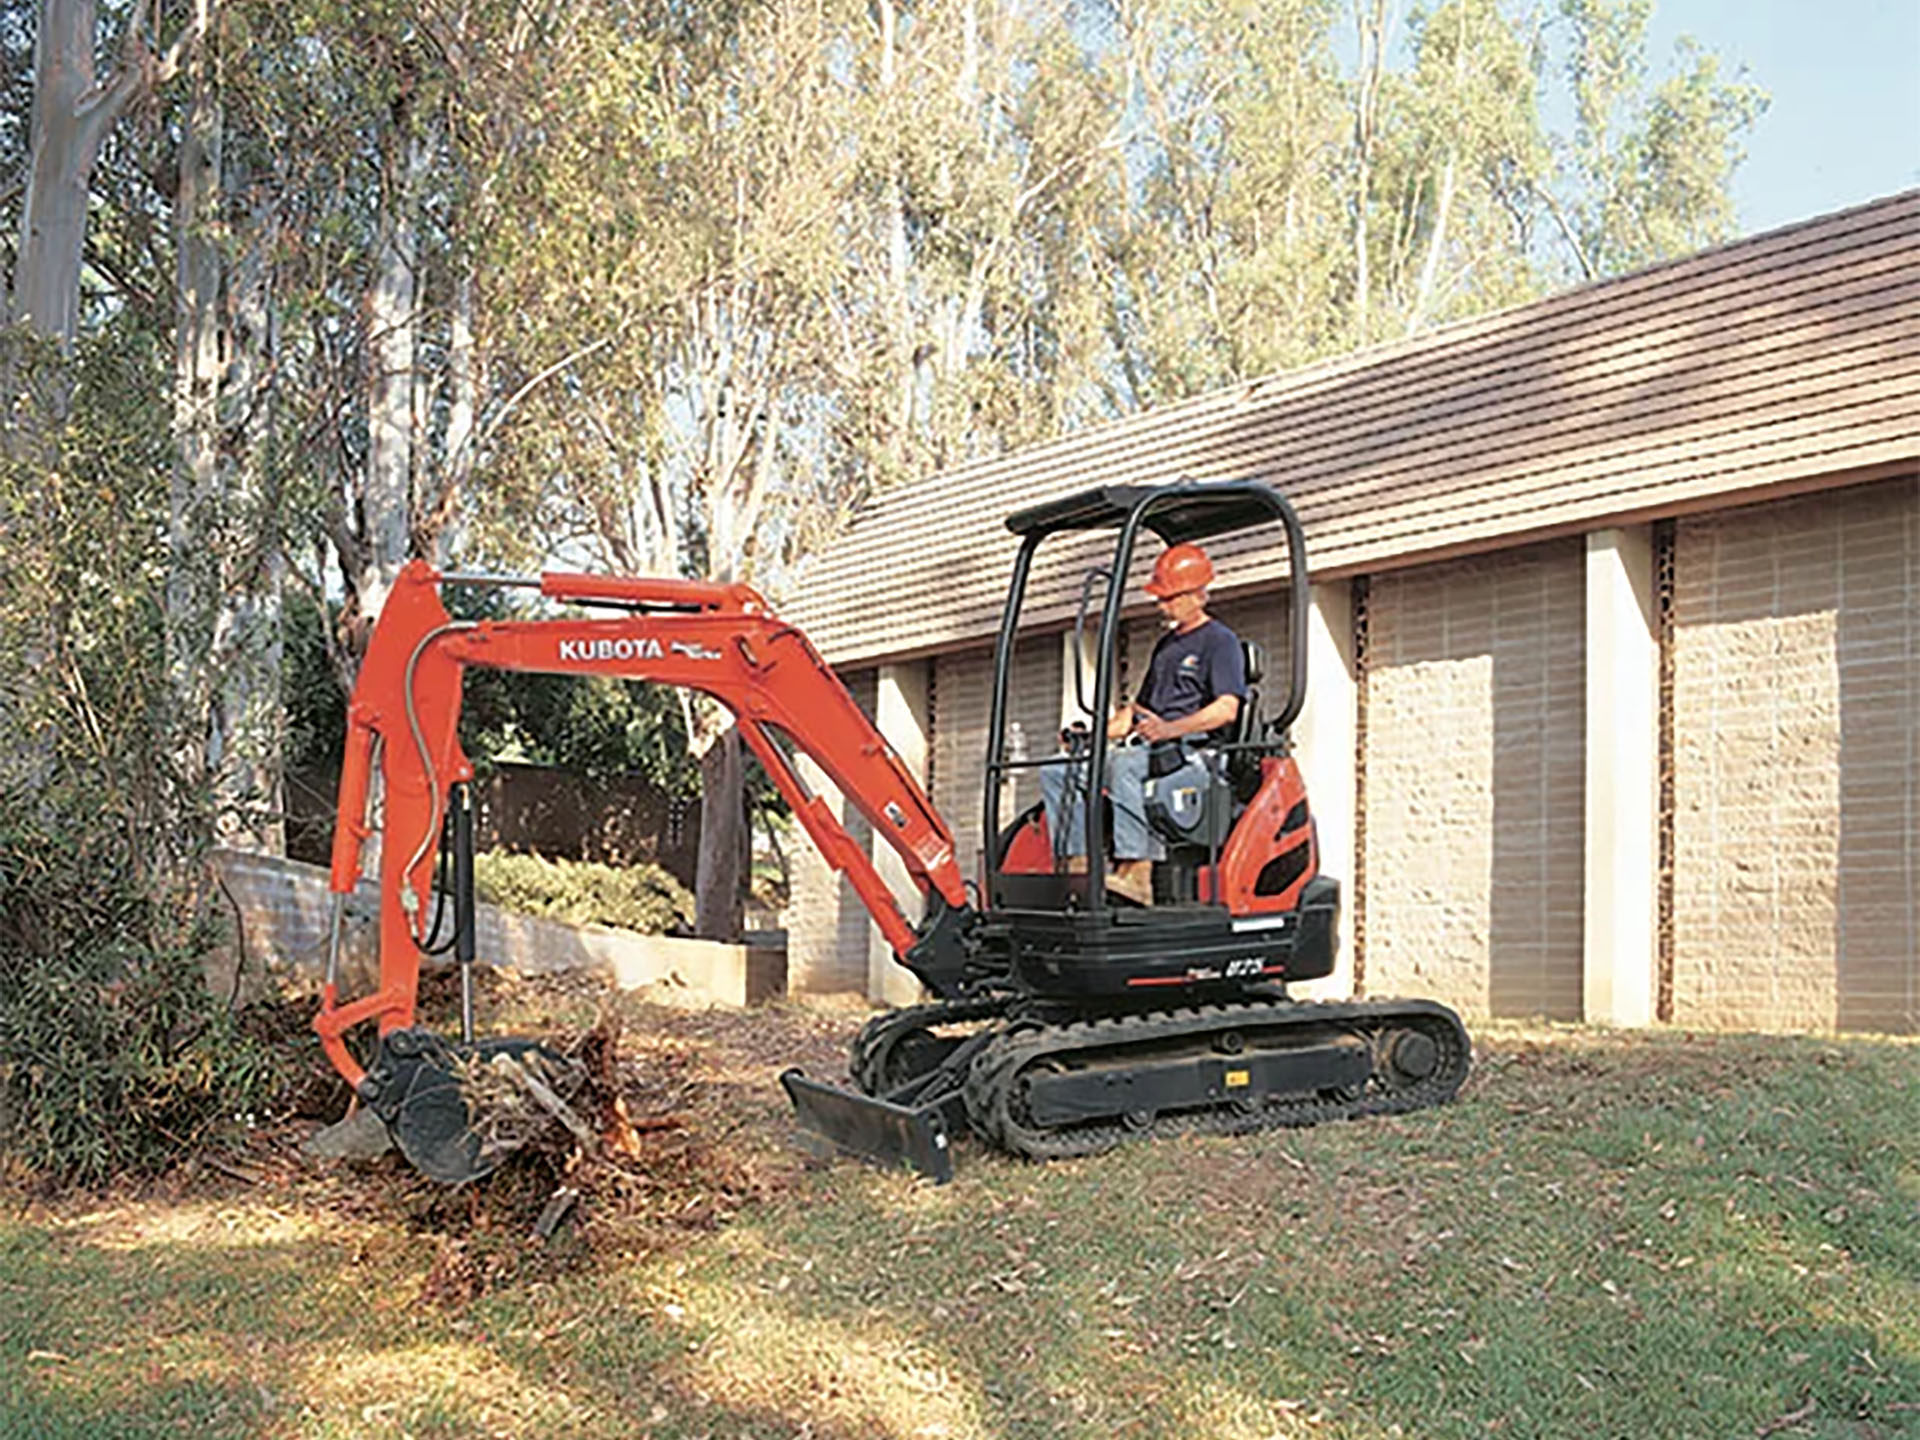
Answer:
1146;542;1214;599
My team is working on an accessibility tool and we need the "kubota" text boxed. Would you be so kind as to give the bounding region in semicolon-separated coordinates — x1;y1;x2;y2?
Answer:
557;637;664;662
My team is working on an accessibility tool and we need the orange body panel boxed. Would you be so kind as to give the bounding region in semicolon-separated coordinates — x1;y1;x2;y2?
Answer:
1202;757;1318;915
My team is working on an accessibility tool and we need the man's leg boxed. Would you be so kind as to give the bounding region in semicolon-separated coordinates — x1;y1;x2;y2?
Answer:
1038;754;1090;867
1106;746;1164;861
1107;746;1162;904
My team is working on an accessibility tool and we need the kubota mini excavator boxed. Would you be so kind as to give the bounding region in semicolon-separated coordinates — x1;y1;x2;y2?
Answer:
318;478;1469;1184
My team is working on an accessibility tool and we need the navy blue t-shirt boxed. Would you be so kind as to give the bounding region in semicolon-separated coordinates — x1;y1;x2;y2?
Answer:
1135;618;1246;739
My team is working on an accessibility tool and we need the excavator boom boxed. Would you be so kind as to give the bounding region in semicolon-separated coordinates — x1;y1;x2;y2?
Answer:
318;560;977;1178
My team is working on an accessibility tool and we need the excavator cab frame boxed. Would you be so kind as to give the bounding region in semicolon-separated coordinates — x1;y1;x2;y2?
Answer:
984;477;1308;903
972;478;1339;1000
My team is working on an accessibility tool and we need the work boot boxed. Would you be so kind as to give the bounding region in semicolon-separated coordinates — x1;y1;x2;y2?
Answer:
1108;860;1153;907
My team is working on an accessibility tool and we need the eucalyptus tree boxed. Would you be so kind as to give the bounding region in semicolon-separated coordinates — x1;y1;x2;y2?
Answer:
1100;0;1350;398
1091;0;1760;391
1;0;183;830
6;0;172;351
464;0;869;936
163;0;294;856
847;0;1125;477
466;0;1150;935
1376;0;1550;335
1549;0;1766;279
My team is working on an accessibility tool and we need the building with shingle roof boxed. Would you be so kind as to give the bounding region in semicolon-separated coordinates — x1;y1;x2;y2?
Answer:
780;192;1919;1036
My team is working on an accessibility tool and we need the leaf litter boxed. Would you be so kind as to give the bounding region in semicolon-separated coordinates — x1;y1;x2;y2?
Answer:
215;963;863;1305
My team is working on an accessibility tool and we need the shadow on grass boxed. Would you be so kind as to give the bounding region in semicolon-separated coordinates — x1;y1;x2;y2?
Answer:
0;1210;924;1440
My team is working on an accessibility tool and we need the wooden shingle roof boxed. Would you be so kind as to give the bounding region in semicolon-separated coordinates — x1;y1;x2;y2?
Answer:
786;191;1920;666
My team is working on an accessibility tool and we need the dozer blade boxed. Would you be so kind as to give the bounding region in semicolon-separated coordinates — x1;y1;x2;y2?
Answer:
362;1028;576;1186
779;1069;955;1185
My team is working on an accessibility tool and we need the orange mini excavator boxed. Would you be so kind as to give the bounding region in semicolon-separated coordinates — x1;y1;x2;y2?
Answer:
319;478;1469;1183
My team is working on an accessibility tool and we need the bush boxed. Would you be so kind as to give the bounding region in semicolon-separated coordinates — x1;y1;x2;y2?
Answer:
0;330;284;1184
473;850;694;935
0;822;284;1185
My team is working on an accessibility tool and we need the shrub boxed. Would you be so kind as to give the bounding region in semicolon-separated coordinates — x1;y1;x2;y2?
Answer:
0;331;284;1184
0;821;284;1184
472;850;694;935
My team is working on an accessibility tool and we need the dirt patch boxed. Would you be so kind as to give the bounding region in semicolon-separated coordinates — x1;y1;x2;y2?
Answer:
176;967;878;1303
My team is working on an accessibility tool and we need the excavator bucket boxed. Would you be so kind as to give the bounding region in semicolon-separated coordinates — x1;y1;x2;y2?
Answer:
362;1029;582;1186
779;1069;956;1185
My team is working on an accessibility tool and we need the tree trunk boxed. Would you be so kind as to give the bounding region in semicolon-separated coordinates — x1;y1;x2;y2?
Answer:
1350;0;1388;345
163;0;223;872
221;153;286;854
875;0;915;473
694;720;746;941
164;0;286;858
359;125;427;627
1406;150;1456;337
9;0;144;349
429;265;479;561
3;0;145;807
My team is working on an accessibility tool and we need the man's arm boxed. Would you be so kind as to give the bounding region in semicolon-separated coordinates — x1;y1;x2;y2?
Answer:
1130;693;1239;743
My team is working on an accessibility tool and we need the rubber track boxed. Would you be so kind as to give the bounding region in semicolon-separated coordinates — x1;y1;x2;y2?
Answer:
850;996;1014;1097
962;997;1471;1160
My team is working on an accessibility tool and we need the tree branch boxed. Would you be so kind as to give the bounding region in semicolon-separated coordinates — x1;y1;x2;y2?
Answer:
473;326;627;456
1539;186;1596;281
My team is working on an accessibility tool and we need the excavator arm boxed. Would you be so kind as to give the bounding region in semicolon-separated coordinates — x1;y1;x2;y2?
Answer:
318;559;977;1098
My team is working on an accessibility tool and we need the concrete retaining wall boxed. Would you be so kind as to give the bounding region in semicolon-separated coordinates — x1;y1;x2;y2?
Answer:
212;848;785;1009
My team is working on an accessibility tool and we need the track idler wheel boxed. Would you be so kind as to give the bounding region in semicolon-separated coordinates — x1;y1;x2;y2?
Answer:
1377;1027;1441;1087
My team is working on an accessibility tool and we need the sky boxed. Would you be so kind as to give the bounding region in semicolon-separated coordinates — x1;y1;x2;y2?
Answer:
1647;0;1920;235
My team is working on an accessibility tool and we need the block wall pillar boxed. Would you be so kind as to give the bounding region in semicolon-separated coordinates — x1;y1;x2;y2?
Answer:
868;660;933;1007
1584;527;1659;1026
1294;581;1357;999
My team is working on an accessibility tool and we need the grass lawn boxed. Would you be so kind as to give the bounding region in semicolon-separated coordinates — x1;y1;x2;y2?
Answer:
2;977;1916;1439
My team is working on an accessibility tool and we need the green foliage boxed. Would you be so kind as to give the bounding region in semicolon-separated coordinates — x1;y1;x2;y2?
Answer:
281;586;701;796
280;590;348;774
1555;0;1769;277
0;326;281;1186
472;849;694;935
452;590;698;793
0;817;283;1185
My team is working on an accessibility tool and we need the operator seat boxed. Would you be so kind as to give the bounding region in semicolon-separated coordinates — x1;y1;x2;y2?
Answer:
1225;638;1266;801
1229;638;1265;742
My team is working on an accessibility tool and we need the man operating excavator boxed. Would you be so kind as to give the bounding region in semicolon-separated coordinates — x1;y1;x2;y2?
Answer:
1040;541;1246;905
319;478;1470;1186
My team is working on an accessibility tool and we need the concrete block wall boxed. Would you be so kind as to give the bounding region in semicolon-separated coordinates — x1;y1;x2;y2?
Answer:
930;637;1061;894
1362;541;1587;1021
785;669;879;994
774;478;1914;1037
1670;479;1918;1034
212;848;784;1009
932;649;992;887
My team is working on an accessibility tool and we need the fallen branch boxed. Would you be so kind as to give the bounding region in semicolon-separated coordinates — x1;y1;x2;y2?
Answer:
1755;1394;1816;1437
